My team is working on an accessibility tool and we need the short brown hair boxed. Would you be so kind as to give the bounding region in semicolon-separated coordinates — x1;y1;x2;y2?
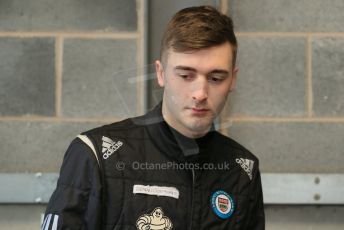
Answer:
160;5;237;67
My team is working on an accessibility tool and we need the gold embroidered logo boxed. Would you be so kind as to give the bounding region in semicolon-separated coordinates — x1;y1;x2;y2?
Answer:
136;207;172;230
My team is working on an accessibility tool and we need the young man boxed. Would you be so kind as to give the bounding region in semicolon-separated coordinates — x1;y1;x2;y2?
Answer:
42;6;265;230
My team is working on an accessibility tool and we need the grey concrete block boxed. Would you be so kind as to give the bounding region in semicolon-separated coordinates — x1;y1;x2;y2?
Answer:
227;122;344;173
0;38;55;116
0;0;137;32
228;0;344;32
0;121;104;172
266;205;344;230
312;37;344;116
226;37;307;117
0;205;46;230
62;39;137;118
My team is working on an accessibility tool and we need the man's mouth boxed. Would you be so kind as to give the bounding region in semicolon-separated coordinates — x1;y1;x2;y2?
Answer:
192;108;208;111
190;107;209;115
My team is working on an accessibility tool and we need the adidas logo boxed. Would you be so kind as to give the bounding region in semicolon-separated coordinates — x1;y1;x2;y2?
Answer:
102;136;123;159
236;158;254;180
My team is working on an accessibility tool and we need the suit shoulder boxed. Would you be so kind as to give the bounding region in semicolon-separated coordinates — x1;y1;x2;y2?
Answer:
212;131;259;162
81;116;145;138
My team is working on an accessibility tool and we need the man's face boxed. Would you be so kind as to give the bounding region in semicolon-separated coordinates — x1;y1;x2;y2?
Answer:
155;42;238;138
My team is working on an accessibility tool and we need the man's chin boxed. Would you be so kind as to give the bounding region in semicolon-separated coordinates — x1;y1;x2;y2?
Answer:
185;121;212;133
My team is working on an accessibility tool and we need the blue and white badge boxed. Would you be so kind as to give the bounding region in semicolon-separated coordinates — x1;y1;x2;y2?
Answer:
211;190;235;219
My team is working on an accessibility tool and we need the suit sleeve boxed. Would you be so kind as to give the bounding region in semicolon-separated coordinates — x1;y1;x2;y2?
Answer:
41;138;102;230
247;160;265;230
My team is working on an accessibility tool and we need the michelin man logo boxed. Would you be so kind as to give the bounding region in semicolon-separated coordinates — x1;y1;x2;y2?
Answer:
136;207;173;230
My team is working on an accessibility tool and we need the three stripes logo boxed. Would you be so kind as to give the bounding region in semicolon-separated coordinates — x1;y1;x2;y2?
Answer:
41;214;58;230
235;158;254;180
102;136;123;159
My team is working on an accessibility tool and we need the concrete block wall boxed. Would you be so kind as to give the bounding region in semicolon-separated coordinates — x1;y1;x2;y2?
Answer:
0;0;142;229
223;0;344;173
0;0;141;172
1;0;344;229
222;0;344;229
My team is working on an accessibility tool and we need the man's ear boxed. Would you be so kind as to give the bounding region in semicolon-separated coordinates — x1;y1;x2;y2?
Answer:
155;60;165;87
229;66;239;91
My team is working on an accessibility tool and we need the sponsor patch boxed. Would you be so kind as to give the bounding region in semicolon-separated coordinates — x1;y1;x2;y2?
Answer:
211;190;235;219
136;207;173;230
133;184;179;199
102;136;123;159
236;158;254;180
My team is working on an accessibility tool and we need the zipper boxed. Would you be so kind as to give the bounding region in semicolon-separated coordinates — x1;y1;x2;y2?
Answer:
189;168;195;230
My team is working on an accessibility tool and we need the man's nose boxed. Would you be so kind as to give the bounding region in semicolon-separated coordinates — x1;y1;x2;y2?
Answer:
191;77;208;101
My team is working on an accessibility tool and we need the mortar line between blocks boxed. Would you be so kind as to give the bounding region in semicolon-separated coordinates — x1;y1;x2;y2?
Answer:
0;32;138;39
55;36;63;117
307;34;313;117
2;116;344;123
236;32;344;37
136;0;145;115
220;0;228;14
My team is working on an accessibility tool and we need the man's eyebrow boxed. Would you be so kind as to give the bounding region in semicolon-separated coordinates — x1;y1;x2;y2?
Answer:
209;69;230;75
174;66;197;71
174;66;230;75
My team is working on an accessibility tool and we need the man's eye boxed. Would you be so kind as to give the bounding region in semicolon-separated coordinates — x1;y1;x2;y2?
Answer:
209;77;224;82
179;74;193;80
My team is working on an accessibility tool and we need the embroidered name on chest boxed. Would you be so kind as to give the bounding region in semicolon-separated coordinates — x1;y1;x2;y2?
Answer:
133;185;180;199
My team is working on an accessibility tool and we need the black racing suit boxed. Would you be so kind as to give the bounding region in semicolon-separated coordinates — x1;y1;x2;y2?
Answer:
42;101;265;230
